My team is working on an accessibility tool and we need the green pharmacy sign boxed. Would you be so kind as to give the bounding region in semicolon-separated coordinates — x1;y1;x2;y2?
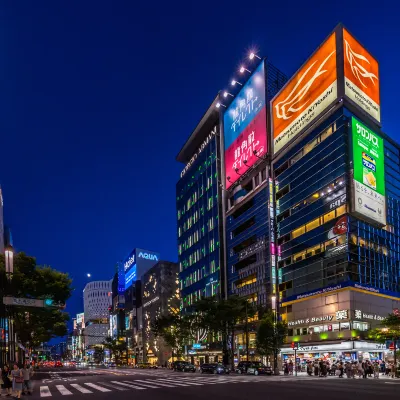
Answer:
352;117;386;226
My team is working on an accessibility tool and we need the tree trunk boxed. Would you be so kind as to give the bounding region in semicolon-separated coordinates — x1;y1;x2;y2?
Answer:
230;331;235;371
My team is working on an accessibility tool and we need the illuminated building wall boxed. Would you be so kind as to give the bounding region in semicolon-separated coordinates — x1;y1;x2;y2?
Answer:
176;97;223;313
141;261;179;365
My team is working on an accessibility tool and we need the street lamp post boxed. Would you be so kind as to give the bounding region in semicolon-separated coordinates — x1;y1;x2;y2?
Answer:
4;245;15;363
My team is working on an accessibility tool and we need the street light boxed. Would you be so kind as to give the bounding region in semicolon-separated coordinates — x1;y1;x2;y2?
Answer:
87;273;91;278
249;52;261;60
231;80;243;87
216;102;226;109
223;91;234;98
240;66;251;74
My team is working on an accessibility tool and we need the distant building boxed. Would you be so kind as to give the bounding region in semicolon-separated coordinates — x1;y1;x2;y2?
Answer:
84;281;112;347
142;260;179;366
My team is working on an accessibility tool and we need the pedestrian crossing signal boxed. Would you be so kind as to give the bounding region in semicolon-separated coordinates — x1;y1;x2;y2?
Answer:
291;342;299;350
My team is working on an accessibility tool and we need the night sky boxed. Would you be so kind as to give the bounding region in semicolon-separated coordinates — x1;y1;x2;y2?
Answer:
1;1;398;322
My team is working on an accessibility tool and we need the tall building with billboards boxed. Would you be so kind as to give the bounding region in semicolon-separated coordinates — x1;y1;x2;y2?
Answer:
223;59;287;343
270;25;400;362
176;97;223;314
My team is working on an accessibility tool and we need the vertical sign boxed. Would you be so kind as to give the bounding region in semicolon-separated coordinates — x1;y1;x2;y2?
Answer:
223;61;267;189
351;117;386;226
343;29;380;124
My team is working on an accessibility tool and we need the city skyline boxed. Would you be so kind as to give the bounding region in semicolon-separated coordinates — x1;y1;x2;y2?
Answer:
1;2;399;321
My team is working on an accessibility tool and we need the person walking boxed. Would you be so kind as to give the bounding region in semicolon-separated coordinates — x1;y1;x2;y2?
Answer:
390;362;396;379
11;364;23;399
373;362;380;379
357;362;363;378
362;361;369;379
351;362;357;379
1;365;12;396
345;362;352;378
21;363;34;395
314;361;319;376
288;360;294;375
338;362;344;378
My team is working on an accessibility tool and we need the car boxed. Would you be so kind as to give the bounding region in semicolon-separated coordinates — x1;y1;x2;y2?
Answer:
172;361;190;371
235;361;252;374
246;362;272;376
107;362;117;368
178;362;196;373
200;363;230;374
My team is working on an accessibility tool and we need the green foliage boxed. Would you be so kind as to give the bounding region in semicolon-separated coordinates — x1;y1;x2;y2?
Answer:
0;252;73;347
367;313;400;342
103;337;128;364
256;311;287;357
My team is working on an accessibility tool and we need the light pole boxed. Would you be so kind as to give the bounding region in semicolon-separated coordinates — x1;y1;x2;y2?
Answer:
4;245;15;363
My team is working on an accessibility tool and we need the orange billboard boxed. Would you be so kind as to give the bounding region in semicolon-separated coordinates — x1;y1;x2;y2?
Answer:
343;28;380;123
272;32;337;155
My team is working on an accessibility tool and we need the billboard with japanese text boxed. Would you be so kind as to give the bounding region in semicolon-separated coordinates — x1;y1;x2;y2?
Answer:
272;32;337;155
223;61;267;189
343;28;380;124
351;117;386;226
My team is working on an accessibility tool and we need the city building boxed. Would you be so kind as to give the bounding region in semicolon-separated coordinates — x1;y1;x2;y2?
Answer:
109;248;161;364
83;280;112;347
142;260;179;365
269;25;400;364
176;97;225;362
223;59;286;358
70;312;85;361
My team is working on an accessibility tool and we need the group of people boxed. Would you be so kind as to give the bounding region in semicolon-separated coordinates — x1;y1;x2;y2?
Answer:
304;359;397;379
0;363;34;398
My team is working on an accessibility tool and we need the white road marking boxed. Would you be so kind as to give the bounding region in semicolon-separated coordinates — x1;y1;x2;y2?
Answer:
40;386;52;397
70;384;93;393
110;380;146;390
156;378;200;386
83;383;111;392
96;381;128;390
122;380;161;389
133;379;175;387
56;385;73;395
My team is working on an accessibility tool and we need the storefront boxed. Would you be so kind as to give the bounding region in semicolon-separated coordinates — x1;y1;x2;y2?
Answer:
281;341;388;369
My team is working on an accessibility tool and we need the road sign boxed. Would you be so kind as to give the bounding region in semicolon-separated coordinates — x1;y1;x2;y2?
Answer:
3;297;44;307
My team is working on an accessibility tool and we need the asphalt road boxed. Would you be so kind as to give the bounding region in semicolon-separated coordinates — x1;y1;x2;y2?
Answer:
21;367;400;399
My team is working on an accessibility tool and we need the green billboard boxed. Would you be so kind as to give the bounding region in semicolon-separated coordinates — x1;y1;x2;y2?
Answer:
352;117;386;226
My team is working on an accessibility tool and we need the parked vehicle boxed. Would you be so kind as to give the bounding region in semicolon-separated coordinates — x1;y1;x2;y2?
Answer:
175;362;196;372
235;361;252;374
246;362;272;376
200;363;230;374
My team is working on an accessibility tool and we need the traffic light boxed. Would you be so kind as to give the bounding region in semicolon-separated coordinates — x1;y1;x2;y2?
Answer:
44;299;54;307
291;342;299;350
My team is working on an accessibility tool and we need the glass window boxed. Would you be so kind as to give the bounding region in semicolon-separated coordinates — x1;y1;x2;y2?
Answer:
320;125;333;142
292;225;305;239
306;218;320;232
323;210;336;224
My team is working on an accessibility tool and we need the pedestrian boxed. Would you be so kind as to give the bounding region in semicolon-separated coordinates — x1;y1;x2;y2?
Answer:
22;363;34;395
351;362;357;379
2;365;12;396
321;362;327;377
390;363;396;379
362;361;368;379
345;362;352;378
11;363;23;399
314;361;319;376
306;362;313;376
381;360;386;374
338;362;344;378
373;362;380;379
284;362;289;376
357;362;363;378
288;360;293;375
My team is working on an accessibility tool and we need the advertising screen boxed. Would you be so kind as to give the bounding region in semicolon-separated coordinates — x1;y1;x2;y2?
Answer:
223;62;267;189
343;29;380;124
272;32;337;155
351;117;386;226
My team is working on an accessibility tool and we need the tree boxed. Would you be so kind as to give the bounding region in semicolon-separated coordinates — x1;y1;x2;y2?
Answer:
256;311;287;374
368;312;400;376
0;252;73;348
103;337;127;365
151;313;194;360
193;296;256;369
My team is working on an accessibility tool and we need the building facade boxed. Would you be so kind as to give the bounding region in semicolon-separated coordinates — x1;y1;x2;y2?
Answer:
83;280;112;347
176;97;223;312
142;261;179;365
269;26;400;364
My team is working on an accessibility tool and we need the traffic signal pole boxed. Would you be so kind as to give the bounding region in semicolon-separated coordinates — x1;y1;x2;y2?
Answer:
295;348;297;377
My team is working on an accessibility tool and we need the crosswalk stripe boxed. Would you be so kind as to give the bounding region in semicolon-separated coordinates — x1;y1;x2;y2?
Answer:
40;386;52;397
56;385;73;395
156;378;202;386
122;380;162;389
96;381;128;390
132;379;175;388
84;383;111;392
110;380;146;390
70;384;93;394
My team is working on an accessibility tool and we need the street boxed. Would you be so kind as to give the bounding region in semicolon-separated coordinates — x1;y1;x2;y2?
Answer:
25;367;400;399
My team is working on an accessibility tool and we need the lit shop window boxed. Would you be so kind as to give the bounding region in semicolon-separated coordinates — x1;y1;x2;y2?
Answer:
236;275;256;289
208;217;214;231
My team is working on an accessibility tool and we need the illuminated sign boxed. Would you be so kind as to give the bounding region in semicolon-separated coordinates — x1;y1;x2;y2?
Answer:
124;255;135;271
343;28;380;123
138;252;159;261
224;61;267;189
180;128;217;178
76;313;84;325
125;266;137;288
351;117;386;226
143;297;159;308
354;309;384;321
272;32;337;155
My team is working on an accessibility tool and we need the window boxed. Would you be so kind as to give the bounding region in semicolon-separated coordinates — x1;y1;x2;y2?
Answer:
336;204;346;217
292;225;305;239
306;218;319;232
323;210;336;224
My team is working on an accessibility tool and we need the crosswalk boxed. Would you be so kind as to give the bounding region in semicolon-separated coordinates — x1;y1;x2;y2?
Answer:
38;375;259;397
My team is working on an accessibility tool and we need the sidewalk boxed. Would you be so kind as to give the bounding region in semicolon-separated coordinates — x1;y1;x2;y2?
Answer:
273;371;399;380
